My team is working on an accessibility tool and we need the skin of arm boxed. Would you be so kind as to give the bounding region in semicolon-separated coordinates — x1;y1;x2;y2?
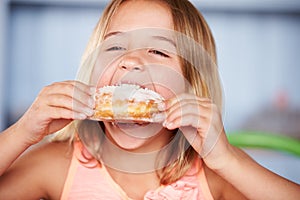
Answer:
204;164;248;200
0;123;32;175
0;81;94;198
0;141;72;199
203;129;300;200
162;93;300;200
215;143;300;200
0;81;93;176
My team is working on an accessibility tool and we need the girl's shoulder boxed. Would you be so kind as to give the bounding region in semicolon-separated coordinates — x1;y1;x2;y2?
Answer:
25;140;74;198
0;140;73;199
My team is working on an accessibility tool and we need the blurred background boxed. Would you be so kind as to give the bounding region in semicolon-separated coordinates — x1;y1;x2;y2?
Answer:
0;0;299;182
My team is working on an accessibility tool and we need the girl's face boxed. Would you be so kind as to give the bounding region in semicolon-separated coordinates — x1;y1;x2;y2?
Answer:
91;0;186;152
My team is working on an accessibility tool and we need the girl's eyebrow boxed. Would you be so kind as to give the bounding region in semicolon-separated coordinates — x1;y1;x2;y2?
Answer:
151;35;176;48
104;31;123;39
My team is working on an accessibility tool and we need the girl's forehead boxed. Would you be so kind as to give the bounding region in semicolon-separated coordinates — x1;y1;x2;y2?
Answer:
107;0;174;33
104;29;175;43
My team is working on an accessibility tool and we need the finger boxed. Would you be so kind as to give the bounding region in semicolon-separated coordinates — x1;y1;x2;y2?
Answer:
157;101;167;111
166;101;199;118
165;93;211;109
163;113;204;130
165;101;212;124
42;82;95;109
62;81;96;109
46;94;94;116
68;85;95;109
43;81;94;97
43;106;87;120
152;112;167;123
72;89;95;109
62;80;96;95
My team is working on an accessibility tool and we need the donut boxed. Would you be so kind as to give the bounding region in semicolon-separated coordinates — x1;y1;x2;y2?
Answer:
89;84;164;122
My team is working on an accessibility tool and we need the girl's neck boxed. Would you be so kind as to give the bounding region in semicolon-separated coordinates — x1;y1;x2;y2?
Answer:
104;124;174;153
101;137;162;173
105;165;161;200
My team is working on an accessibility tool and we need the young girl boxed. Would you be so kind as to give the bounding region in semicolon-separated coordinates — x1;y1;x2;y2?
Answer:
0;0;299;199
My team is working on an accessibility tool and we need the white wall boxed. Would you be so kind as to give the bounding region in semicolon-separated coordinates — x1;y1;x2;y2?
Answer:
6;5;102;124
204;13;300;130
3;0;300;133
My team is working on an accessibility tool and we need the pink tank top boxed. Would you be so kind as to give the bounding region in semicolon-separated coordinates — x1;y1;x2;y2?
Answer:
60;141;214;200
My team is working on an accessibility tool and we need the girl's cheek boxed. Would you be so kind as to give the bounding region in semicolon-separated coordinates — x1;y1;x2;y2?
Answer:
91;58;119;87
154;85;176;100
90;67;112;87
150;65;186;99
90;48;125;87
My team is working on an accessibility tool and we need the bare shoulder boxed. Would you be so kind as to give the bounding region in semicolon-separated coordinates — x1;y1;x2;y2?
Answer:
0;140;73;200
203;164;247;200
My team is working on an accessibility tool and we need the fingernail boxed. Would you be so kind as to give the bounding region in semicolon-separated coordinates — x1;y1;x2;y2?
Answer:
77;113;87;120
153;113;166;122
89;87;96;94
157;102;166;111
88;98;95;108
163;121;174;129
85;108;94;116
167;122;173;129
163;121;168;127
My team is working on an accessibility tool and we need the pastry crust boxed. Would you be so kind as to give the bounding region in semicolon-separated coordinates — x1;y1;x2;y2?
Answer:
89;84;164;122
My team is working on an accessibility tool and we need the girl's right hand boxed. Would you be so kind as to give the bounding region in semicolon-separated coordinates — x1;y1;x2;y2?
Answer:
14;81;95;146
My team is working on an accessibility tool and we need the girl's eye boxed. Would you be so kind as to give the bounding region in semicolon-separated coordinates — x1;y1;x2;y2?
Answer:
149;49;169;58
106;46;126;51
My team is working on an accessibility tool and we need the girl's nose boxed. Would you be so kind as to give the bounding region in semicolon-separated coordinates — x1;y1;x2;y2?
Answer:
118;53;144;72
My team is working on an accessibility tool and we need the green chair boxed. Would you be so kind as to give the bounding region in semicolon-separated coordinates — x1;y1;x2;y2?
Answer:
227;131;300;157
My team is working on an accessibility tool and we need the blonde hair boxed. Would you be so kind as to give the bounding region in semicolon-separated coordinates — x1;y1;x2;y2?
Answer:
52;0;222;185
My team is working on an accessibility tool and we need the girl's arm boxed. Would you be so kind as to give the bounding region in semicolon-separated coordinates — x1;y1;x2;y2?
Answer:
0;123;32;175
0;140;72;199
162;93;300;200
215;144;300;200
0;81;94;176
0;81;94;198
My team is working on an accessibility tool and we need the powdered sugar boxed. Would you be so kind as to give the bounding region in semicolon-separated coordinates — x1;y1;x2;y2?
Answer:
89;84;164;122
95;84;164;103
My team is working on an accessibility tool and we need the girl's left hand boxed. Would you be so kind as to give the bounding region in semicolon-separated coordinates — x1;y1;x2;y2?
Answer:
161;93;234;171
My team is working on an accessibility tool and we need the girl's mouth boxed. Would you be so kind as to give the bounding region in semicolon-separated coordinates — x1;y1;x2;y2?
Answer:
108;120;164;139
112;121;150;129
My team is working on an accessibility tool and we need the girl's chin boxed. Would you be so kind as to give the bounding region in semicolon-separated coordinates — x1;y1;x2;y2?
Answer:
110;129;148;150
104;122;154;151
103;121;168;152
